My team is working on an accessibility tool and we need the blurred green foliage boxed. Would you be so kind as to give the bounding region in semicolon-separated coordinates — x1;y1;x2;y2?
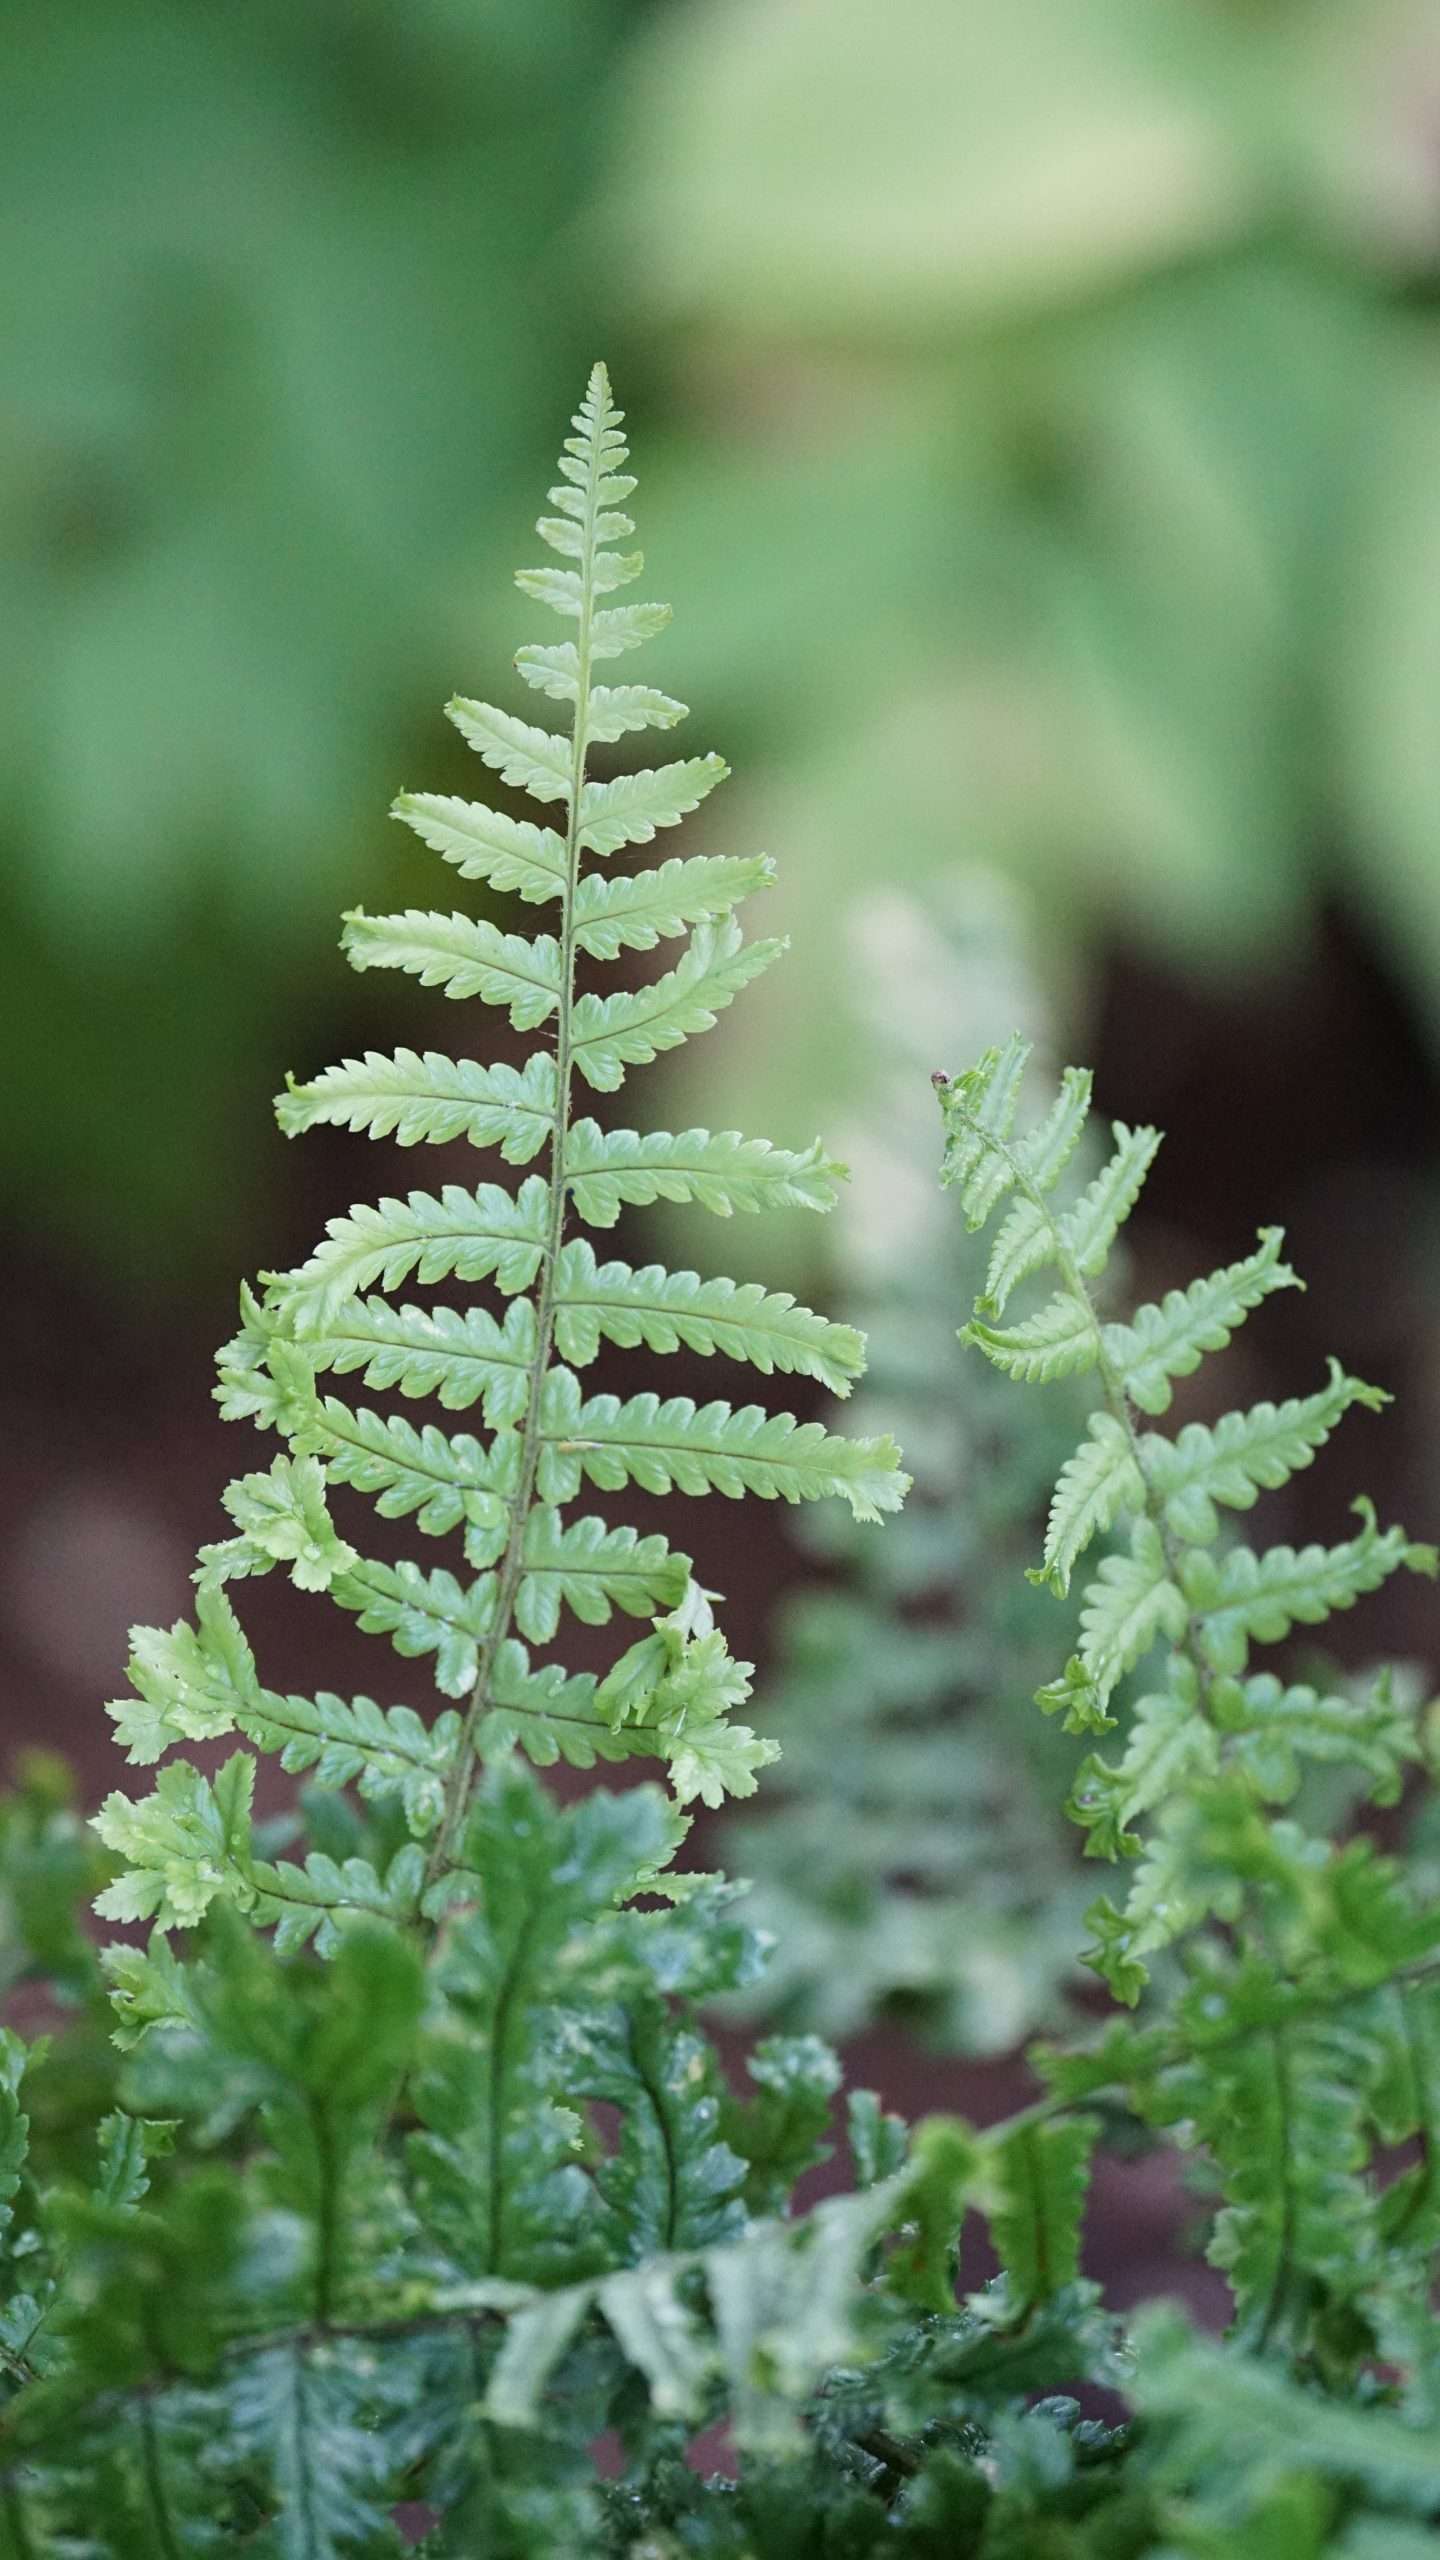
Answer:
10;0;1440;1273
1;0;631;1272
611;0;1440;1134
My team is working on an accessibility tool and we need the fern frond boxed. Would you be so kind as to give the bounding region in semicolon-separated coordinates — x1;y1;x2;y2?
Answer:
984;2116;1098;2311
975;1070;1097;1317
1036;1411;1143;1597
108;1583;260;1764
445;697;571;800
409;1767;686;2284
570;919;785;1091
1185;1501;1435;1677
514;1513;691;1645
293;1293;536;1421
563;1121;847;1223
1153;1989;1386;2349
197;1453;357;1593
515;555;643;614
339;908;562;1028
1223;1670;1419;1807
334;1559;498;1698
551;1241;864;1392
577;755;727;856
267;1176;550;1332
1069;1681;1220;1861
1016;1064;1094;1190
1130;2307;1440;2510
391;790;566;902
93;1755;257;1931
963;1289;1099;1385
944;1033;1439;2124
104;358;903;1946
109;1580;461;1829
246;1691;460;1836
1060;1123;1161;1276
1102;1228;1300;1417
251;1842;426;1957
582;682;689;739
536;1372;905;1518
981;1194;1055;1317
1143;1360;1391;1544
276;1049;556;1156
298;1398;518;1549
227;2340;411;2555
572;852;774;958
475;1639;624;1775
1073;1525;1187;1716
590;600;672;657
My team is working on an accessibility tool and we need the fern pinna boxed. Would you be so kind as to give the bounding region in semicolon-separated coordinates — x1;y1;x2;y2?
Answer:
939;1039;1440;2377
95;365;906;1941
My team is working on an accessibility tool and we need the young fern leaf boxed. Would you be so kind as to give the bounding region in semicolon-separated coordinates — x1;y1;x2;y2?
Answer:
941;1042;1435;1999
101;366;906;1935
943;1041;1440;2376
938;1041;1440;2403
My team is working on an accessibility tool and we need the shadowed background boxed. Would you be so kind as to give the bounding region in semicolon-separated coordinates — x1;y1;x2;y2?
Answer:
4;0;1440;2305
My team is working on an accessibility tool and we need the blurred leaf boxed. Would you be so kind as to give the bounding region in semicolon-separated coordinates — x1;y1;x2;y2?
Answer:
614;0;1249;333
0;0;626;1272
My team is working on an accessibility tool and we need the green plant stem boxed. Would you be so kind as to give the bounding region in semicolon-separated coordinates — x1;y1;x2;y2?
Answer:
139;2398;184;2560
422;446;598;1892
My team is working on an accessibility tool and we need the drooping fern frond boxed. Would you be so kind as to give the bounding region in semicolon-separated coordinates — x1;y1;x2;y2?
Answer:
99;366;907;1937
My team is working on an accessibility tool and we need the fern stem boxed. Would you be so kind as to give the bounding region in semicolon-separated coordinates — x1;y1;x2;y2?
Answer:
423;379;603;1888
312;2101;340;2325
484;1909;535;2275
1249;2026;1299;2355
1382;1988;1437;2246
139;2399;185;2560
627;2014;681;2253
0;2478;38;2560
287;2345;322;2559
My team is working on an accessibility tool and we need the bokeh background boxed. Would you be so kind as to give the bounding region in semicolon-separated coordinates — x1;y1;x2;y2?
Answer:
5;2;1440;2264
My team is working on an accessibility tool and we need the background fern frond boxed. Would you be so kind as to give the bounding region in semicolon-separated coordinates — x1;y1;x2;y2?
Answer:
724;888;1091;2054
943;1040;1440;2386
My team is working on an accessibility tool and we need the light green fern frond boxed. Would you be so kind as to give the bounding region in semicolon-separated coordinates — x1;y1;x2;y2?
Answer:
102;365;907;1934
946;1042;1440;2377
941;1041;1434;1995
